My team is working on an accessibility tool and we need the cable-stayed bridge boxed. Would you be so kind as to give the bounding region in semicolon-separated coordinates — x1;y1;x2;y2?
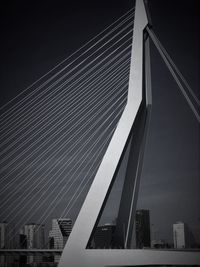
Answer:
0;8;133;242
0;0;199;266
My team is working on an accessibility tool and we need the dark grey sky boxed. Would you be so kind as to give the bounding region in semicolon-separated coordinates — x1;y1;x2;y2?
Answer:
0;0;199;245
138;0;200;243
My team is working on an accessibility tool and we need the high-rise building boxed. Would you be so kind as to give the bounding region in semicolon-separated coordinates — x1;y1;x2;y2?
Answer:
48;230;54;249
135;209;151;248
0;222;8;249
24;223;45;249
49;218;72;263
17;229;28;265
23;223;45;264
0;222;18;265
173;221;190;249
91;224;116;249
0;222;8;266
50;218;72;249
0;222;18;249
19;229;27;249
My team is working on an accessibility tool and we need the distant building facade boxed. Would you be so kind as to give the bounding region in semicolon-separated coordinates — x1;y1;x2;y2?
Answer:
19;228;27;249
0;222;8;266
0;222;8;249
91;224;116;249
24;223;45;264
48;230;54;249
50;218;72;249
49;218;72;263
135;209;151;248
24;223;45;249
0;222;19;265
173;221;190;249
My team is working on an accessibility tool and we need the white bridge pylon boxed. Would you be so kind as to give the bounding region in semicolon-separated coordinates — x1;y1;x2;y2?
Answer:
58;0;200;266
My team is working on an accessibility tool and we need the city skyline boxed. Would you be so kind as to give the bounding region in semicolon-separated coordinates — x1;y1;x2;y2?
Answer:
2;210;198;250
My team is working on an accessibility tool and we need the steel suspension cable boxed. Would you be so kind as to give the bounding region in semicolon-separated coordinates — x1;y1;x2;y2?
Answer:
6;103;125;238
0;50;131;166
0;82;128;205
0;78;129;217
0;10;134;122
46;127;116;241
0;42;132;156
147;27;200;123
147;27;200;107
0;82;128;206
0;28;133;142
0;60;130;187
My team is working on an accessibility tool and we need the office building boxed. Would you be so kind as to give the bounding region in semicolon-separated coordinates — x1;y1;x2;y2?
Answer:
50;218;72;249
24;223;45;264
173;221;189;249
24;223;45;249
135;209;151;248
91;223;116;249
0;222;8;249
0;222;8;266
19;231;27;249
48;230;54;249
49;218;72;263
